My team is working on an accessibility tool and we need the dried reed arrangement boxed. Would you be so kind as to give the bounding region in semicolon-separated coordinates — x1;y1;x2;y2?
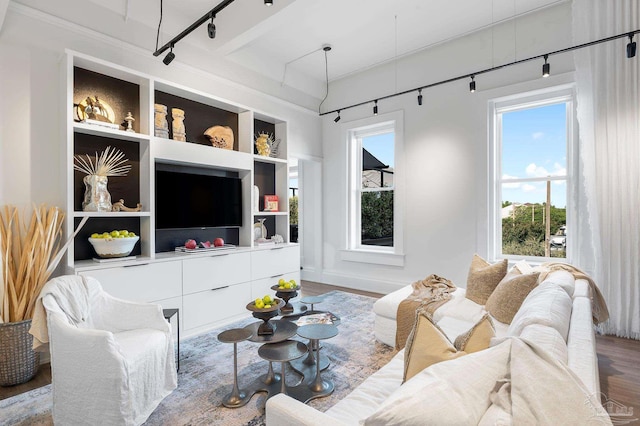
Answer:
73;146;131;177
0;205;87;323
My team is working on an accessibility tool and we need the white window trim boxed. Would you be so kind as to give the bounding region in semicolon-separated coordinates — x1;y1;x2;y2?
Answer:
488;85;577;264
340;110;405;266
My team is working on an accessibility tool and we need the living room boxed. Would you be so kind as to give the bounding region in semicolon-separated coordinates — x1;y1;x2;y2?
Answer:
0;0;638;424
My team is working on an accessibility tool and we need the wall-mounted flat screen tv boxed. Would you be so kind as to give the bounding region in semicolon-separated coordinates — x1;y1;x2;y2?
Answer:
155;166;242;229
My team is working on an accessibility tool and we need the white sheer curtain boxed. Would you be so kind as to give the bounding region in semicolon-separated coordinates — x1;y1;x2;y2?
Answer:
572;0;640;339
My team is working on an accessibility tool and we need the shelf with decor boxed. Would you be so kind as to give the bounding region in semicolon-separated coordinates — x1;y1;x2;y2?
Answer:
62;50;298;338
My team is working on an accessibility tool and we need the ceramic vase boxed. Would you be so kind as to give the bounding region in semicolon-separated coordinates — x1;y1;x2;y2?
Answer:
82;174;112;212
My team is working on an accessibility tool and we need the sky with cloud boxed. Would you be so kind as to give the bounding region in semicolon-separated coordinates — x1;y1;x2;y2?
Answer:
501;102;567;208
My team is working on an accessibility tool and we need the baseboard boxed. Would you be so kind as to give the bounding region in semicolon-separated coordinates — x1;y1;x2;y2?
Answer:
315;269;408;295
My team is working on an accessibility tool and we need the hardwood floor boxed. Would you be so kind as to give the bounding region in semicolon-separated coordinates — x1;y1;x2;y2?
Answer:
3;280;639;419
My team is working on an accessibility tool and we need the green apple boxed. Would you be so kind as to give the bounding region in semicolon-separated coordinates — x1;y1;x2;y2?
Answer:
278;278;286;286
263;295;272;304
91;233;99;238
264;304;271;309
110;230;119;237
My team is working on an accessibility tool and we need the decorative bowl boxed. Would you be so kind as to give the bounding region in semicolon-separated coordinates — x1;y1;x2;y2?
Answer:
88;236;139;258
246;298;284;313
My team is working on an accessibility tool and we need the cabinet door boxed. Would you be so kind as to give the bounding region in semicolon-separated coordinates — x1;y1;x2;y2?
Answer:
79;261;181;303
182;282;251;331
251;245;300;280
182;252;251;294
251;271;301;301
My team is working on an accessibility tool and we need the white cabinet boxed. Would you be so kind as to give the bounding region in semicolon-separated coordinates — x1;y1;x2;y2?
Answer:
79;261;181;303
182;252;251;294
251;246;300;280
182;282;251;332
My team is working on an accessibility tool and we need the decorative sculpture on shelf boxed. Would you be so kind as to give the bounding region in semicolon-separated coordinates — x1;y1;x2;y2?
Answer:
123;112;135;132
154;104;169;138
111;199;142;212
204;125;234;150
172;108;186;142
255;132;272;157
73;146;131;212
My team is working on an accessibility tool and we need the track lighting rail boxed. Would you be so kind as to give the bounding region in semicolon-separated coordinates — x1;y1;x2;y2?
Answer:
320;28;640;117
153;0;236;58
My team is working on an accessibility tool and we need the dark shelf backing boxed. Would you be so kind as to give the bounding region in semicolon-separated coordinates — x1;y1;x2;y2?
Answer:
154;91;239;148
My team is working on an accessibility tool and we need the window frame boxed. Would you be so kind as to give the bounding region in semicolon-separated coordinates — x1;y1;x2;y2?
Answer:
489;86;577;263
341;110;404;266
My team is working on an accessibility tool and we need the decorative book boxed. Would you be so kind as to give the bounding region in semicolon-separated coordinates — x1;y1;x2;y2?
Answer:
264;195;279;212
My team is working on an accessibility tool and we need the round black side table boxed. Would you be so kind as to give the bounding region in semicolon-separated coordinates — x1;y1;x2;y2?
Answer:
218;328;253;408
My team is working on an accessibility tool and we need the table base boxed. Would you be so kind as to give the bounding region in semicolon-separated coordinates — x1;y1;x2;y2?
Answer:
286;379;334;403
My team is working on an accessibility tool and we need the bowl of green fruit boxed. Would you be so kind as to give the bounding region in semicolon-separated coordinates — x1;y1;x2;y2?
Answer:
88;230;139;258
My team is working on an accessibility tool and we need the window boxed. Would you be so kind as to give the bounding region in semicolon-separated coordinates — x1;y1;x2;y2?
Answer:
343;111;404;266
490;89;575;261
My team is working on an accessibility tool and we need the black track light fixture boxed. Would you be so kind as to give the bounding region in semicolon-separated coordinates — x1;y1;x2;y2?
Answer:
373;100;378;115
163;45;175;65
469;75;476;93
627;33;637;58
207;15;216;39
264;0;273;6
542;54;550;78
417;89;423;106
334;110;341;123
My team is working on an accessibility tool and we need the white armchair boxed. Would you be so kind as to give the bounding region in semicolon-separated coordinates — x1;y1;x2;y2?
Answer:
37;275;177;425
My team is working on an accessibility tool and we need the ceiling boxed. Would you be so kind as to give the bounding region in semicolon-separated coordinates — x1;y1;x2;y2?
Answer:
11;0;566;100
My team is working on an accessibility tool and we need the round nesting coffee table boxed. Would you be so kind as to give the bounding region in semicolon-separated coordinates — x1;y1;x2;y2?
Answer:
218;328;253;408
288;323;339;403
258;340;308;396
299;295;325;313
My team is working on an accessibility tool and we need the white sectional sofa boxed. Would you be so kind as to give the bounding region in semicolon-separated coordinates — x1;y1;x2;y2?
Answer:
266;270;605;425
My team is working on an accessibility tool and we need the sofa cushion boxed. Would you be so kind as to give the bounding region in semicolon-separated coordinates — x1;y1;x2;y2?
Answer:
485;272;540;324
507;282;573;341
540;270;575;297
403;310;465;382
453;314;495;353
519;323;568;364
324;350;405;424
365;343;511;426
465;254;508;305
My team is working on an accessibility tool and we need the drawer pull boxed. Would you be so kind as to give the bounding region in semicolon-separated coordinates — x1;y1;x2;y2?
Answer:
123;263;149;268
271;247;285;250
270;274;284;279
211;286;229;291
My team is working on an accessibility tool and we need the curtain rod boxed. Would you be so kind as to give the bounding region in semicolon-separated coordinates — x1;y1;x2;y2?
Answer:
153;0;236;57
319;29;640;117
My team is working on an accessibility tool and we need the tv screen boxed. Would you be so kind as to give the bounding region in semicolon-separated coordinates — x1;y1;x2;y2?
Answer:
155;168;242;229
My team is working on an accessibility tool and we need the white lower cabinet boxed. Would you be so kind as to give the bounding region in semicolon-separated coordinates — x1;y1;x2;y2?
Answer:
79;261;182;303
251;246;300;280
75;245;300;340
182;281;251;333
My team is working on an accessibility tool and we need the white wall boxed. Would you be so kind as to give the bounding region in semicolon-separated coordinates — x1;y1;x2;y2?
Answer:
317;3;576;293
0;5;321;213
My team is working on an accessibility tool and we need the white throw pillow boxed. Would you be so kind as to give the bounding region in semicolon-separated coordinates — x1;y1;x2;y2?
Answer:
507;282;573;341
364;343;510;426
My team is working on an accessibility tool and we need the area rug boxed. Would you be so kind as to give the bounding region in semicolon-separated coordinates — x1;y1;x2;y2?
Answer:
0;290;397;426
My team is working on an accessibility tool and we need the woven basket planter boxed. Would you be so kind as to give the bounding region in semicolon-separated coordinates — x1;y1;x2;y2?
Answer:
0;319;40;386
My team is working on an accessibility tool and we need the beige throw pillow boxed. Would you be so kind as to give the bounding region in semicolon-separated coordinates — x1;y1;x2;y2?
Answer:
465;254;508;305
403;310;495;382
485;272;540;324
453;314;495;353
